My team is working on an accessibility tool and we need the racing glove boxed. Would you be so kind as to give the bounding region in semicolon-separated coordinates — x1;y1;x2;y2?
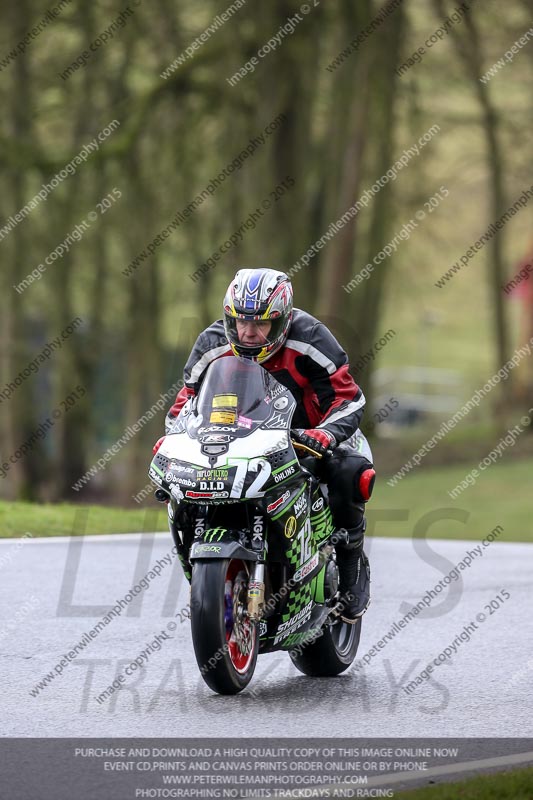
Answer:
291;428;336;458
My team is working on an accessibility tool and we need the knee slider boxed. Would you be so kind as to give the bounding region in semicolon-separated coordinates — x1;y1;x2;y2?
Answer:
353;460;375;502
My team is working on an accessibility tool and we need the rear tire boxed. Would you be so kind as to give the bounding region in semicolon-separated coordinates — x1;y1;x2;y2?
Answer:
190;558;259;694
289;616;361;676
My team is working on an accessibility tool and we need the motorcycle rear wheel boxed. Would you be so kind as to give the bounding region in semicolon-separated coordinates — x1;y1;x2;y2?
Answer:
191;558;259;694
289;615;361;676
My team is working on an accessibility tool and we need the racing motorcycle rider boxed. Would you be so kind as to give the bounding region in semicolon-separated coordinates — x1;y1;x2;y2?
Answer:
162;268;376;621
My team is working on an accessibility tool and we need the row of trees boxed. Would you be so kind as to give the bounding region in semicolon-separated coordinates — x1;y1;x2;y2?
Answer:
0;0;530;502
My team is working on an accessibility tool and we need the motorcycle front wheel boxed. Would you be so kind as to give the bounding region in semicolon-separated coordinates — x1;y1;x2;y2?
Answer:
190;558;259;695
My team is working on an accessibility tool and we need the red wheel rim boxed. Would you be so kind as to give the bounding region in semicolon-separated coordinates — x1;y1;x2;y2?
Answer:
225;560;255;674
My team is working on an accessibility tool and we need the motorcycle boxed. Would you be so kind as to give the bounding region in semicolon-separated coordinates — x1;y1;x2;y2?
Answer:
148;357;362;695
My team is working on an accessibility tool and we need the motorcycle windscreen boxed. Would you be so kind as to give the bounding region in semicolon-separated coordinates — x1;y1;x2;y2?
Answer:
184;356;295;440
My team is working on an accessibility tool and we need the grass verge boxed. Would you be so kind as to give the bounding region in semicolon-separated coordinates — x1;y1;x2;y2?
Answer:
395;766;533;799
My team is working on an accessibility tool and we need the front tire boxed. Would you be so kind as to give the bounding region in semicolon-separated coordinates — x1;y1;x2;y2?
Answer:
289;616;361;676
190;558;259;694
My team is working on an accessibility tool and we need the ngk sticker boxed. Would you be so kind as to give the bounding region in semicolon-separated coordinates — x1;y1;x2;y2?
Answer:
253;515;264;545
293;493;307;518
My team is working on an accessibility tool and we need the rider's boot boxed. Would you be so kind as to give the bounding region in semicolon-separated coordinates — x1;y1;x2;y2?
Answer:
334;508;370;621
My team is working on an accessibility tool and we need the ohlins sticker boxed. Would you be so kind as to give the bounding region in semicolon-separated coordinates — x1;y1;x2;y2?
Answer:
284;516;297;539
274;464;296;483
267;490;290;513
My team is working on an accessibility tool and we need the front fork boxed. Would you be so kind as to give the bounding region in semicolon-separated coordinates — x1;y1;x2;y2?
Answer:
247;562;265;621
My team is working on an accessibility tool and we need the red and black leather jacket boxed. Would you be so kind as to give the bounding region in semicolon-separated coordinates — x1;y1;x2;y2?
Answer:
165;309;365;443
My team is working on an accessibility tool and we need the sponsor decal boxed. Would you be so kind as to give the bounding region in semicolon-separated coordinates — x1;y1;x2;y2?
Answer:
273;396;289;411
237;414;253;429
274;601;313;643
169;462;195;474
194;544;221;553
175;477;196;487
248;579;262;598
194;517;206;538
252;515;264;547
266;490;290;514
293;493;307;518
210;410;236;424
270;383;287;400
149;467;163;486
201;433;232;443
185;490;229;499
199;425;240;433
312;497;324;512
197;469;229;480
284;515;297;539
259;621;268;636
170;484;184;501
293;552;320;582
205;529;225;542
199;480;226;491
274;464;296;483
213;394;238;408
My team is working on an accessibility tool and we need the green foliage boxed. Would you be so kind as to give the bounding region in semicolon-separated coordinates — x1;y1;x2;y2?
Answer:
396;766;533;799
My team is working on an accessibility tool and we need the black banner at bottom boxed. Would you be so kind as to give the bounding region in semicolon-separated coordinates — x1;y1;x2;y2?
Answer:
1;738;532;799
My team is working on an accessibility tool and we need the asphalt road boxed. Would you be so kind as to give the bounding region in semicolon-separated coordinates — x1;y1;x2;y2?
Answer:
1;531;532;738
